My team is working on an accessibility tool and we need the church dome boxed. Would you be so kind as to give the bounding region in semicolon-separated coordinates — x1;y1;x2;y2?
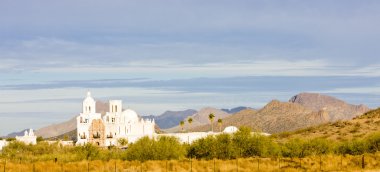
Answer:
122;109;139;122
223;126;238;133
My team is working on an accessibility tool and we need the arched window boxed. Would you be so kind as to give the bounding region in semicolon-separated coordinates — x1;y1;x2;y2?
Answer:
89;106;91;112
115;106;118;112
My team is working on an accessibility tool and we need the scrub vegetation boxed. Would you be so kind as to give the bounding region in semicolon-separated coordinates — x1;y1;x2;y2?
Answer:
2;108;380;171
1;127;380;171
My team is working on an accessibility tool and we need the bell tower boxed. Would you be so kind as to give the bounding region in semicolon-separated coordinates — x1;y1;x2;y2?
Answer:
83;91;96;114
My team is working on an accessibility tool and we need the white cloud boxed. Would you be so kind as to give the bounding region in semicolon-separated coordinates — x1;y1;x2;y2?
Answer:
320;86;380;95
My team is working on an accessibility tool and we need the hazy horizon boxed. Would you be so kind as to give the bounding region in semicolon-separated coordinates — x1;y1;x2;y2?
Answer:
1;0;380;136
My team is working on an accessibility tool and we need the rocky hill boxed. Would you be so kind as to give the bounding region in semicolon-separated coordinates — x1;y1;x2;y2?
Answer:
35;116;77;138
3;129;29;138
164;107;230;133
191;93;369;134
192;100;329;133
252;100;330;133
275;108;380;141
289;92;369;121
142;109;197;129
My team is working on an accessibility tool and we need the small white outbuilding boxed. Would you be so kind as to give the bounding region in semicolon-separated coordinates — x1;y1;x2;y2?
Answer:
15;129;37;145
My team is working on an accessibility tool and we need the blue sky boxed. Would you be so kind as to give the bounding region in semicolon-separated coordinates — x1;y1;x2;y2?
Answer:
1;0;380;136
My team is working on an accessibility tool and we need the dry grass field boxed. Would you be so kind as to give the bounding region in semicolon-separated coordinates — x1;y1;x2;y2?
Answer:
2;153;380;172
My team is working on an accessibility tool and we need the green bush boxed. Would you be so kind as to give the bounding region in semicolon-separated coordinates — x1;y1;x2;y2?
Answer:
335;139;368;155
6;138;15;141
189;126;280;159
76;143;100;160
306;138;331;156
365;132;380;153
282;138;308;158
125;136;185;161
214;133;236;159
188;135;216;160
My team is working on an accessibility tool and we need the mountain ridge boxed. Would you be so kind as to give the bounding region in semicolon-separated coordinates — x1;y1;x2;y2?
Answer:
163;107;230;133
191;93;370;134
142;109;197;129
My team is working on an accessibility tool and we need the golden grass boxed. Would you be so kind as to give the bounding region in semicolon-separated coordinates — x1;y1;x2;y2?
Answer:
1;153;380;172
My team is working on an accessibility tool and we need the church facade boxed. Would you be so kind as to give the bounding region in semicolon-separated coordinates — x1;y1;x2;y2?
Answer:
76;92;155;147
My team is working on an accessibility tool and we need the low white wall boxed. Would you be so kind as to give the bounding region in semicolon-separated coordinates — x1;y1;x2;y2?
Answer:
157;131;271;144
158;132;217;144
0;140;8;151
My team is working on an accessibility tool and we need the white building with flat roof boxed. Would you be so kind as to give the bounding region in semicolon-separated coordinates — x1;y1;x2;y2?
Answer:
15;129;37;145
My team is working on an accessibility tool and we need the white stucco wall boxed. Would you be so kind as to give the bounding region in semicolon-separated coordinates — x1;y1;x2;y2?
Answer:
0;140;8;151
158;132;215;144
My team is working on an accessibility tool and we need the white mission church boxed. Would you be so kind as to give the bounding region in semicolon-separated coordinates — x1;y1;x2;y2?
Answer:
75;92;247;147
76;92;155;146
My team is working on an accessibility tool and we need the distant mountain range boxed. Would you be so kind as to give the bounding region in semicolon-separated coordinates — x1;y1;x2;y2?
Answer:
142;109;197;129
163;107;231;133
221;106;252;114
3;92;371;138
191;93;370;134
3;129;29;138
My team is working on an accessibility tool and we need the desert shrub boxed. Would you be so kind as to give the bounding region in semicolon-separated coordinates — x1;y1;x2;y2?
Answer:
214;133;236;159
305;138;331;155
188;135;216;160
124;136;155;161
188;127;280;160
335;139;368;155
30;141;58;155
365;132;380;153
125;136;185;161
1;141;29;159
155;136;186;160
281;138;331;158
282;138;308;158
36;136;44;142
232;126;252;157
6;138;16;141
244;133;280;157
75;143;101;160
99;146;123;160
